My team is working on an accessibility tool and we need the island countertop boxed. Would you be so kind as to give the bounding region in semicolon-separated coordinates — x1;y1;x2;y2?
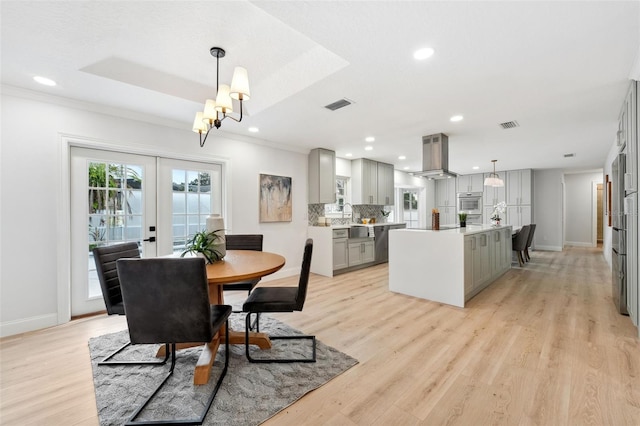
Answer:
388;224;513;307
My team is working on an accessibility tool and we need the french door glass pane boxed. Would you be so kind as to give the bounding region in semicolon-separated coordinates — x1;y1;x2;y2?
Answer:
87;160;144;299
171;168;218;254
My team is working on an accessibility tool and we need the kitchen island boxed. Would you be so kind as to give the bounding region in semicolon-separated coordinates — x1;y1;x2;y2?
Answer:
388;224;512;307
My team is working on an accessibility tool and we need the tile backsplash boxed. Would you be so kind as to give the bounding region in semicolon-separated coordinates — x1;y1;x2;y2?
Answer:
308;204;391;226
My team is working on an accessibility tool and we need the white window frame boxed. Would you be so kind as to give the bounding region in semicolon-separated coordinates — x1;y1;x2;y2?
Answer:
325;176;351;217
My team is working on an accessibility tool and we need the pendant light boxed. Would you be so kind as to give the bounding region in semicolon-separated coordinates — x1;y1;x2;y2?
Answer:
193;47;250;147
484;160;504;187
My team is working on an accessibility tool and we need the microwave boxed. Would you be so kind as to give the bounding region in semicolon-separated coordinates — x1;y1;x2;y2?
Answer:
457;192;483;215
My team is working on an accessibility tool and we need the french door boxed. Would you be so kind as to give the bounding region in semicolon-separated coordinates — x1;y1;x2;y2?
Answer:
70;148;223;316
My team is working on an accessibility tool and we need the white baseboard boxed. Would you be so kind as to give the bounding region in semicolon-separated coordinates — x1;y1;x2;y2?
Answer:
534;245;563;251
564;241;596;248
0;313;58;338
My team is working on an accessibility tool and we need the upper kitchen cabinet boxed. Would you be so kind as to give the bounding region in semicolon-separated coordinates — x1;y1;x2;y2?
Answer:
621;81;637;194
483;171;506;207
435;178;457;207
457;173;484;193
377;161;395;206
308;148;336;204
506;169;532;206
352;158;378;204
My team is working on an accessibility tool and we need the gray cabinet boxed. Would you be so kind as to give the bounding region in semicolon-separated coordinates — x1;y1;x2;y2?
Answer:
308;148;336;204
377;162;395;206
464;233;490;297
435;178;457;207
333;238;348;270
464;228;512;300
457;173;484;193
351;159;378;204
348;239;375;266
506;205;531;227
353;159;395;205
506;169;532;206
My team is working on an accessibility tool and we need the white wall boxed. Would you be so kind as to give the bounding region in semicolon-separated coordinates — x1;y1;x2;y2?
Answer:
564;171;603;246
0;90;310;337
533;169;564;251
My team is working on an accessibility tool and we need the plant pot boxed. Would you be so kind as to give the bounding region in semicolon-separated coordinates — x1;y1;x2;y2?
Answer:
459;221;466;227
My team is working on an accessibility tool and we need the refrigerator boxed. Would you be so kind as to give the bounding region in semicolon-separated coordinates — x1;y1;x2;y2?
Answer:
612;153;628;315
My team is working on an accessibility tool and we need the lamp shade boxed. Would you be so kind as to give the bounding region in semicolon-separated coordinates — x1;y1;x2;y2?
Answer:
192;112;207;133
484;176;504;187
202;99;217;121
215;84;233;113
230;67;250;100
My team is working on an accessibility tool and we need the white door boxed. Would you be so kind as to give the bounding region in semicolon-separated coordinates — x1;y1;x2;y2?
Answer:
157;158;224;257
70;149;224;316
70;148;157;316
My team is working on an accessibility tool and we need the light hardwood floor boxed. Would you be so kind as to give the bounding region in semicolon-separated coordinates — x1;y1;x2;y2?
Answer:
1;247;639;425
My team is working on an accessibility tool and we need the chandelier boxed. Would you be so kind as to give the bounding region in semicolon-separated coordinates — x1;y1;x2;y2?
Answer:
192;47;250;147
483;159;504;187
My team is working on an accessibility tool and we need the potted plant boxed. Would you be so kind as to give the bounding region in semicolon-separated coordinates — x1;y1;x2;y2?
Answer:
490;202;506;226
380;210;391;223
458;212;468;227
181;229;225;263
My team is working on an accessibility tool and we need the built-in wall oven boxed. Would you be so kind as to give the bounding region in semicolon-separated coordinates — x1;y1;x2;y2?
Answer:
457;192;483;215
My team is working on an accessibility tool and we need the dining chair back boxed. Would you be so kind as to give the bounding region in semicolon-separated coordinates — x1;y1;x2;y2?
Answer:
512;225;531;267
115;257;232;426
524;224;537;262
242;238;315;363
93;242;140;315
223;234;264;293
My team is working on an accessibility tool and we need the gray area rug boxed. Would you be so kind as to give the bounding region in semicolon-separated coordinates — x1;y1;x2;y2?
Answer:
89;315;358;425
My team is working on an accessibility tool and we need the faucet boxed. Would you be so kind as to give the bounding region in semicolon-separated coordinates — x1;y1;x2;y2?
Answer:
342;203;354;223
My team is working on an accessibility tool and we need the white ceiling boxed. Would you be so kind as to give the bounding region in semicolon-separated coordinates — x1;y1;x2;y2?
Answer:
2;1;639;175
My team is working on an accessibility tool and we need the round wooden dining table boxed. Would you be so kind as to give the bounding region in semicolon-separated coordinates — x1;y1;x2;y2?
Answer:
168;250;286;385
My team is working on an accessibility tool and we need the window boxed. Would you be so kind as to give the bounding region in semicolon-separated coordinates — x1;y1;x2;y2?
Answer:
403;189;419;228
325;176;350;215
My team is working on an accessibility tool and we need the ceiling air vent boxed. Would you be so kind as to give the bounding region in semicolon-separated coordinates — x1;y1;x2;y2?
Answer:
324;98;353;111
499;120;520;129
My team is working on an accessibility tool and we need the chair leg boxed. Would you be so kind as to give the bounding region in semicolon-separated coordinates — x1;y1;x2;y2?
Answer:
524;247;530;261
99;342;170;366
517;251;525;267
245;313;316;364
125;321;230;426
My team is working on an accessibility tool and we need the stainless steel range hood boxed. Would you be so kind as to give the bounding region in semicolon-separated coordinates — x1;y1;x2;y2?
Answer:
413;133;458;179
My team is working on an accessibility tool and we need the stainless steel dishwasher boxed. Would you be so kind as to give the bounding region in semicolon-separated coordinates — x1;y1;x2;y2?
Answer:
375;224;407;263
374;225;389;263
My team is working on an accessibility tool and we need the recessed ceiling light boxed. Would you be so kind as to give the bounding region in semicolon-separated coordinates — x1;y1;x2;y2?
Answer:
365;136;375;142
345;153;353;157
248;127;259;133
398;155;406;160
364;146;373;151
403;166;410;170
450;115;463;122
413;47;435;60
33;76;56;86
472;166;479;170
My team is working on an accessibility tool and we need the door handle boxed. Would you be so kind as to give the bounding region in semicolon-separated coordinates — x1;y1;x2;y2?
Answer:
143;236;156;242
